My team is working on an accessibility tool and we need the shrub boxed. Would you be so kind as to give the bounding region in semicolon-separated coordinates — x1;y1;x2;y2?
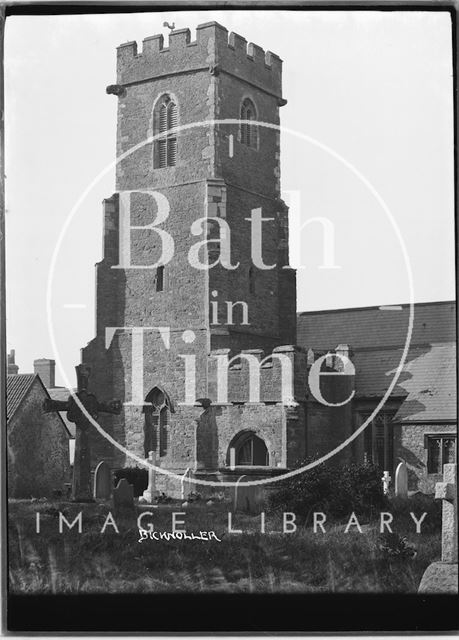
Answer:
187;491;202;503
378;532;417;559
113;467;147;497
389;492;441;533
156;492;172;504
268;460;389;523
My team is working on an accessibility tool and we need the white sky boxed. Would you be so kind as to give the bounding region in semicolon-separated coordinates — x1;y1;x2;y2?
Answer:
4;10;455;385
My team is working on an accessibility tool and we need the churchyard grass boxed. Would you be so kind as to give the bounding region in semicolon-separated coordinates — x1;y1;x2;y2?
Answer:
8;498;440;594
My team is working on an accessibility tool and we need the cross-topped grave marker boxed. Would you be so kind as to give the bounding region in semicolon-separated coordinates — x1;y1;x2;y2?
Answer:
43;364;121;502
418;462;458;593
435;463;457;564
381;471;391;495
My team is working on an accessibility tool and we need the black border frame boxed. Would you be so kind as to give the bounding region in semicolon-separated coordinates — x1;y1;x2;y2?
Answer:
2;1;458;633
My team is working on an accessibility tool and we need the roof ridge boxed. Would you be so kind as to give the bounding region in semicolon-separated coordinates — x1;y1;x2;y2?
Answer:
298;300;456;316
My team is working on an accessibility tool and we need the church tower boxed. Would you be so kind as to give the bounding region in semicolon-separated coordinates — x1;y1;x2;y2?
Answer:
83;22;304;493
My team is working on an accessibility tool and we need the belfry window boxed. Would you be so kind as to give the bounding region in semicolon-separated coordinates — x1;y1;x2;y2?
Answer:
240;98;258;148
155;95;177;168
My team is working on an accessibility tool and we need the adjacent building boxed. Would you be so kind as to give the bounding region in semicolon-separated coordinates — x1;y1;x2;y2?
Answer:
297;301;456;493
6;352;71;498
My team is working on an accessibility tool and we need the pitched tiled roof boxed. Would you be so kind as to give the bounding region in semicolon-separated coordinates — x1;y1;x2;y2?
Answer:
6;374;36;421
7;374;74;437
393;343;456;423
353;348;411;398
297;301;457;421
298;301;456;350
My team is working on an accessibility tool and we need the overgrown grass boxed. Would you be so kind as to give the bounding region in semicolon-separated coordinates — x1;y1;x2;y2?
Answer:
8;497;441;594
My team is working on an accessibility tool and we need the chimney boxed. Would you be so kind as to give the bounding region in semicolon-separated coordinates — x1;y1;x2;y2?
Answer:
7;349;19;375
33;358;55;388
336;344;352;360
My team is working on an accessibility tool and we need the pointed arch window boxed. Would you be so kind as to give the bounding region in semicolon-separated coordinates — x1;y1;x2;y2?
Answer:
143;387;172;457
155;95;178;168
227;431;269;467
240;98;258;149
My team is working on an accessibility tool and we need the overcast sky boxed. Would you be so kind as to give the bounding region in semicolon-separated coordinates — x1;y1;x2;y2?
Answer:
5;9;455;385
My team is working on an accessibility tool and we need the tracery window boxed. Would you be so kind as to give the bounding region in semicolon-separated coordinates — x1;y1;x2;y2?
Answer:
360;411;395;472
426;435;456;474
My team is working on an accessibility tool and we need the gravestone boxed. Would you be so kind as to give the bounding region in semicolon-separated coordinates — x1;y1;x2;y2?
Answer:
141;451;160;503
93;461;112;499
180;467;194;500
418;463;458;593
113;478;135;514
233;475;248;512
395;461;408;498
233;475;261;514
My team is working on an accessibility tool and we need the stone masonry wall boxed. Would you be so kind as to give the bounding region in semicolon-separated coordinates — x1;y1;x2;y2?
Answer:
394;422;457;493
7;379;70;498
81;21;301;482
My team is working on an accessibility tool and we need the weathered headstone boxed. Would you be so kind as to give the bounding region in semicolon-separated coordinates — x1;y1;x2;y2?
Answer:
180;467;194;500
395;461;408;498
113;478;135;514
93;461;112;499
141;451;160;503
381;471;391;495
233;475;248;512
233;475;261;514
418;463;458;593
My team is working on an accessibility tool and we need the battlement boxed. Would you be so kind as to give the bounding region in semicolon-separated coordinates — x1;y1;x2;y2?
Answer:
306;344;354;372
116;21;283;97
204;342;355;407
207;345;308;404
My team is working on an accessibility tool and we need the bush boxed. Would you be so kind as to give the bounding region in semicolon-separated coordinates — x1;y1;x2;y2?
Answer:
114;467;148;497
187;491;202;503
268;460;389;523
389;492;441;533
378;532;417;559
155;492;172;504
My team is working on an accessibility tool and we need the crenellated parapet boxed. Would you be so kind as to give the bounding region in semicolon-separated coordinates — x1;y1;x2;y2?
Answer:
116;21;283;99
207;344;308;405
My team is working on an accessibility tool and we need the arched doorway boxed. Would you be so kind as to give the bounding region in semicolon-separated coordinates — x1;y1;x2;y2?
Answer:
143;387;171;458
227;431;269;467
